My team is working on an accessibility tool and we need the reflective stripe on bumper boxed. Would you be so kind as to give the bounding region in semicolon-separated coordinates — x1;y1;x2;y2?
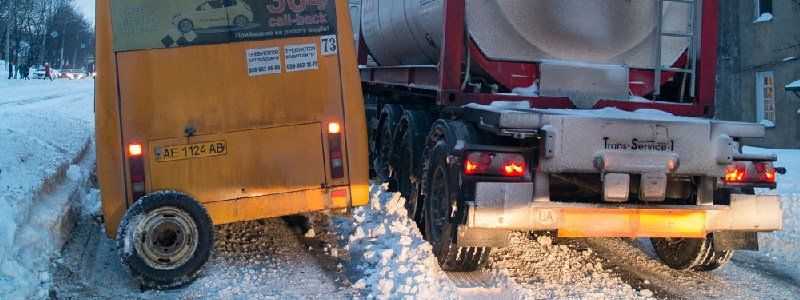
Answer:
467;182;782;238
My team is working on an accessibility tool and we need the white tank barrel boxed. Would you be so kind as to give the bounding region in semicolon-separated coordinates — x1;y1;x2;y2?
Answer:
359;0;691;69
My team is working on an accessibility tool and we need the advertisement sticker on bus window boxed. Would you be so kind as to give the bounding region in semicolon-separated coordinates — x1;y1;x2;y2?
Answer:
284;43;318;72
246;47;282;76
110;0;337;52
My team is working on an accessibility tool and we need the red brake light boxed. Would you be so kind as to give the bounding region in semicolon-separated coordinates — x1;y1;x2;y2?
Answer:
464;152;526;177
502;162;526;177
724;161;776;184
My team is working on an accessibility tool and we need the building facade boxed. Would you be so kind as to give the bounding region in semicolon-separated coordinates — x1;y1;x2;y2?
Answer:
717;0;800;149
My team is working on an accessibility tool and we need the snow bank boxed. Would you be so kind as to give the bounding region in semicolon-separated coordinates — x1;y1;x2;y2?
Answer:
333;184;460;299
744;147;800;274
754;13;773;23
0;79;95;298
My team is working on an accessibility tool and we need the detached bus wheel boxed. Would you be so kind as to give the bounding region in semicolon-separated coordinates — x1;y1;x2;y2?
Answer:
116;191;214;289
650;233;733;271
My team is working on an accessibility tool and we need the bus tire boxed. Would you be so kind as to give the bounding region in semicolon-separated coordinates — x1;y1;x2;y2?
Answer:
421;129;490;272
116;191;214;289
650;233;733;271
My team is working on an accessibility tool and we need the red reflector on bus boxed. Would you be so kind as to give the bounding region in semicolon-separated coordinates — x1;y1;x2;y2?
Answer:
331;189;348;198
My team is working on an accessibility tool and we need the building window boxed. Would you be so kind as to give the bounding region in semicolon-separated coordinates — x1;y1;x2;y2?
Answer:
756;71;776;127
754;0;773;22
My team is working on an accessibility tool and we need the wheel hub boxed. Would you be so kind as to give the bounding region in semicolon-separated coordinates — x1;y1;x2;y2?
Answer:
136;207;199;270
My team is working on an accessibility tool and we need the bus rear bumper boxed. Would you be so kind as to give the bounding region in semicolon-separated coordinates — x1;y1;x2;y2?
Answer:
460;182;782;242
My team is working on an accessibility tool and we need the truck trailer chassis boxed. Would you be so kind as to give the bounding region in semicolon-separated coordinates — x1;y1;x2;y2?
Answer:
354;0;784;272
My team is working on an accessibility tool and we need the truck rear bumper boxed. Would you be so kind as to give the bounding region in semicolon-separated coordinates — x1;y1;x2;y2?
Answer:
464;182;782;238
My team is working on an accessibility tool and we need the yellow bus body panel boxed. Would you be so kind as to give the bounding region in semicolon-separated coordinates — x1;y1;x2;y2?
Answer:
95;0;368;237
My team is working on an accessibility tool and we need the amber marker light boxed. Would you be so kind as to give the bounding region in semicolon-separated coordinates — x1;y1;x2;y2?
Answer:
128;143;143;157
328;122;342;134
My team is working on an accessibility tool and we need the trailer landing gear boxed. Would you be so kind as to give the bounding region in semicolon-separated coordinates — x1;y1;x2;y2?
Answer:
117;191;214;289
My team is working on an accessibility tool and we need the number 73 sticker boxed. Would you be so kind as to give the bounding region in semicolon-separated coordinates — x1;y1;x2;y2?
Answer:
321;35;338;56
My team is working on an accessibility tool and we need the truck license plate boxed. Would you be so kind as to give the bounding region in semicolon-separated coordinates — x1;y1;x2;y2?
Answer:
155;141;227;162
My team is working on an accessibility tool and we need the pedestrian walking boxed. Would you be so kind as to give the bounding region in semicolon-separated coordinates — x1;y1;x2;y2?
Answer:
44;63;53;81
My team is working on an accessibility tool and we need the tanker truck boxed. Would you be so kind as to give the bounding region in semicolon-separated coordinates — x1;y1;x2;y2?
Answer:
352;0;785;272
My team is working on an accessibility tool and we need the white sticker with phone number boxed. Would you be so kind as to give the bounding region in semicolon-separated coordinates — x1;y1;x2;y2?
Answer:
284;43;319;72
246;47;282;77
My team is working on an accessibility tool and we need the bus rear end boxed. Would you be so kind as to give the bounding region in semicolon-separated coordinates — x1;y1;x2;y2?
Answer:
95;0;367;288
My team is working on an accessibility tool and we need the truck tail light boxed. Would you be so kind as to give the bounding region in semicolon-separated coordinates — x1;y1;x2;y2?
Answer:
328;122;344;179
724;161;776;184
464;152;526;177
128;143;146;201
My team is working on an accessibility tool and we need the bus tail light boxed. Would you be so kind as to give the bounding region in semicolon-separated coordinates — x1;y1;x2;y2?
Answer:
328;122;344;179
128;142;146;201
464;152;526;177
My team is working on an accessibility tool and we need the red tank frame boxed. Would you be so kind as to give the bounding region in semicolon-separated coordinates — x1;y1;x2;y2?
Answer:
359;0;718;118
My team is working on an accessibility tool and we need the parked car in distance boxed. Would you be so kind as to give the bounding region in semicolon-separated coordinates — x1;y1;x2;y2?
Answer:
32;68;47;79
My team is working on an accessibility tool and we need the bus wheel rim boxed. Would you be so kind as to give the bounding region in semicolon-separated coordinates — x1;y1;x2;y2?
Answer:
137;207;199;270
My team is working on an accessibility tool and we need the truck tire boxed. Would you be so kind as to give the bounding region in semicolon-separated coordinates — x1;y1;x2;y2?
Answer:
117;191;214;289
421;121;491;272
392;110;432;222
650;233;733;271
375;104;403;184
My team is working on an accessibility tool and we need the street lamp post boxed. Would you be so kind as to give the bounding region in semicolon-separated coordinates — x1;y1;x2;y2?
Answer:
59;19;77;69
72;30;83;69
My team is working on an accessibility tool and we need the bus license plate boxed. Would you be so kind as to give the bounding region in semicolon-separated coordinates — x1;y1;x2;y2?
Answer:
155;141;227;162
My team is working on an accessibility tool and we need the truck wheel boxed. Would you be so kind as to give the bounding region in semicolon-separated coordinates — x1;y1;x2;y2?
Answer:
422;141;490;272
392;110;431;221
375;105;402;184
116;191;214;289
650;233;733;271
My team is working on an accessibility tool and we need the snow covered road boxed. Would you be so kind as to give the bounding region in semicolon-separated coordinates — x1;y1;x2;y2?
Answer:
2;74;799;299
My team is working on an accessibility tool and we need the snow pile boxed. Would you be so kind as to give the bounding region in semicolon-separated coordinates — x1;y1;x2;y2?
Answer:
786;79;800;89
759;119;775;128
511;83;539;96
487;233;652;299
754;13;773;23
334;184;459;299
745;147;800;274
0;79;95;298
